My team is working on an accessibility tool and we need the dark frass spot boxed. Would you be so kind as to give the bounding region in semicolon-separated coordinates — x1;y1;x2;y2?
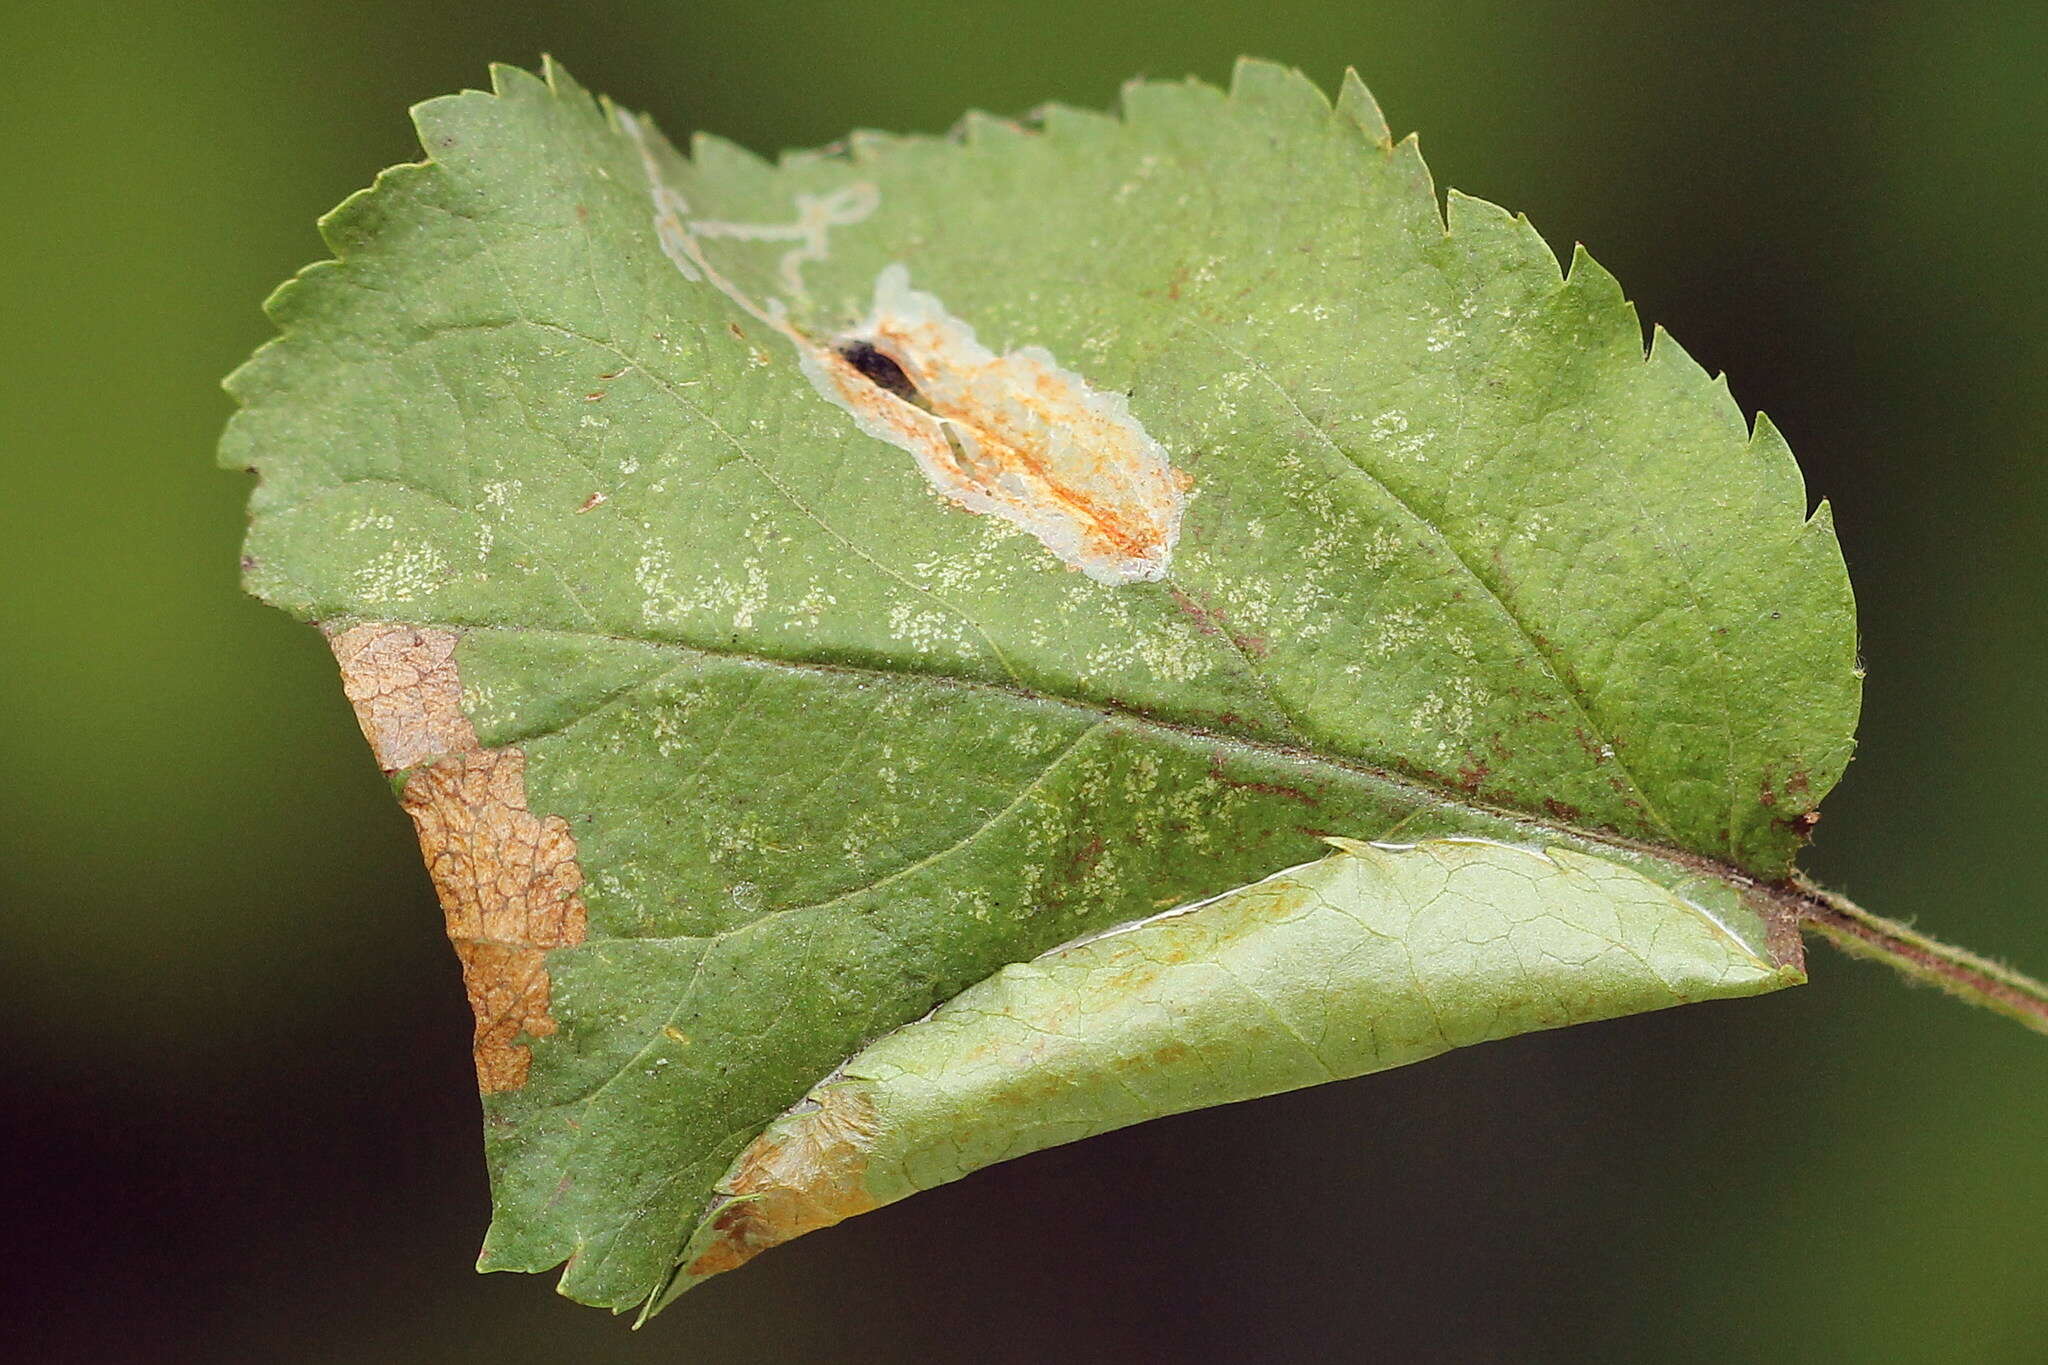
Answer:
836;339;926;406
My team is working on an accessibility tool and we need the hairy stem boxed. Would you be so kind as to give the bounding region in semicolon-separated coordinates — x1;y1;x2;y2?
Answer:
1791;879;2048;1036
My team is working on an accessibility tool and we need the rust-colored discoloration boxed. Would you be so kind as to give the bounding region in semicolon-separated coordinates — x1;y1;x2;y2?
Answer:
402;750;589;1093
687;1087;881;1278
1206;754;1321;808
330;623;587;1093
801;265;1185;585
1759;892;1808;974
1455;757;1492;794
1060;833;1108;885
1148;1041;1191;1069
1167;585;1270;658
328;623;477;771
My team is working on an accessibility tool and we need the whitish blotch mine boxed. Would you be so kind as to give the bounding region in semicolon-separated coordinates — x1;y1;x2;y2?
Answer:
329;623;587;1093
619;114;1185;584
803;266;1186;585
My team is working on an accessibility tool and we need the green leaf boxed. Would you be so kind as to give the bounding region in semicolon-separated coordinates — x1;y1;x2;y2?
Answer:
670;836;1794;1300
221;57;1858;1315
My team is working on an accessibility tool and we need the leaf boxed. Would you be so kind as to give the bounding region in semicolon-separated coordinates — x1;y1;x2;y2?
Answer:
672;837;1793;1295
220;58;1859;1315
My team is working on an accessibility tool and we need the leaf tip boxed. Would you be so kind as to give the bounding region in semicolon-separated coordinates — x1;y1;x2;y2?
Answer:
1227;57;1332;121
486;59;549;101
1337;68;1393;148
958;108;1033;147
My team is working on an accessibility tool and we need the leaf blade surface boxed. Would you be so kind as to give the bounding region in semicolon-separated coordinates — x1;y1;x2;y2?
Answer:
222;58;1856;1312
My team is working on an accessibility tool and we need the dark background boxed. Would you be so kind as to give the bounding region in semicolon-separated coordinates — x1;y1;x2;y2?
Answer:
7;1;2045;1360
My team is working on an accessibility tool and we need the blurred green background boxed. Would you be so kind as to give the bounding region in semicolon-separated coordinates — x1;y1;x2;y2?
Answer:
6;1;2044;1359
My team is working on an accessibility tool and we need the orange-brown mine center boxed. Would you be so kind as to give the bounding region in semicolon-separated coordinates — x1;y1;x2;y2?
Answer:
826;331;1162;562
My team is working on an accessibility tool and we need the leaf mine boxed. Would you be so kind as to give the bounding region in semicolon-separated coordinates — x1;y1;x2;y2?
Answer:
620;110;1186;585
800;265;1187;585
681;1086;882;1279
329;622;477;771
330;624;587;1093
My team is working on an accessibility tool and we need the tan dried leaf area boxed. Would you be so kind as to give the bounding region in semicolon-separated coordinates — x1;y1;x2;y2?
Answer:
329;622;477;771
801;266;1187;585
685;1086;881;1278
328;623;588;1093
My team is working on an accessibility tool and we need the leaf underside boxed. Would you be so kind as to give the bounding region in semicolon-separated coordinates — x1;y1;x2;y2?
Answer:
221;57;1858;1315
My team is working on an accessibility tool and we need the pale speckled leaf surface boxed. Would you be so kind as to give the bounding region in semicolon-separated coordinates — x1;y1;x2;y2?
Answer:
221;59;1857;1314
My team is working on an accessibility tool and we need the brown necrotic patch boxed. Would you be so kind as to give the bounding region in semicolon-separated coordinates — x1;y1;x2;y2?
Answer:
400;749;588;1093
685;1086;881;1278
330;624;587;1093
328;622;478;771
801;265;1186;585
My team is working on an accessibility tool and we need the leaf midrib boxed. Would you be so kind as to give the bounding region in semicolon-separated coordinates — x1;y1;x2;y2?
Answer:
380;618;1775;911
272;183;1778;897
438;294;1690;844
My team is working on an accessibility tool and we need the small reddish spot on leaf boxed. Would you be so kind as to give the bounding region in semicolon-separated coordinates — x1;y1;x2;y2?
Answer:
1206;754;1320;807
